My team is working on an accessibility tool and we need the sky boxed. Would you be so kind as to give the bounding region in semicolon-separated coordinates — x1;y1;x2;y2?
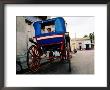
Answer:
51;16;95;39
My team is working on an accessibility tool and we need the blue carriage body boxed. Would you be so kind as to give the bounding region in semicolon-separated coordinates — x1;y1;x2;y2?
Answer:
33;17;66;46
27;17;71;72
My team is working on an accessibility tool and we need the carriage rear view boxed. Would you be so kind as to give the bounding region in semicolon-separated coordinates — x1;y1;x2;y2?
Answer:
27;17;72;73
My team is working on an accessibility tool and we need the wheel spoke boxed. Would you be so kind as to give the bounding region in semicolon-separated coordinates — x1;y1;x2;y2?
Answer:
27;45;41;72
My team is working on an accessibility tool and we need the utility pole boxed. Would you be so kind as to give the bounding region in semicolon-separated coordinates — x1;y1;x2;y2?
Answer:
74;32;76;50
75;32;76;40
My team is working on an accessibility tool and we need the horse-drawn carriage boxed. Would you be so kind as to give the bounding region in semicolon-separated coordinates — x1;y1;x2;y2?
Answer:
27;17;72;72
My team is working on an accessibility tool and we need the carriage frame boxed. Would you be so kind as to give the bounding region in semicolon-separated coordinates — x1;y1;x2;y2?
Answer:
27;17;72;73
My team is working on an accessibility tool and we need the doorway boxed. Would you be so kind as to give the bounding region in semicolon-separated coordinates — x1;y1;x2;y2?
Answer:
85;44;89;50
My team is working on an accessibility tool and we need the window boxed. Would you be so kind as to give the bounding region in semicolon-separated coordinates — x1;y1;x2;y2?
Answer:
41;21;55;34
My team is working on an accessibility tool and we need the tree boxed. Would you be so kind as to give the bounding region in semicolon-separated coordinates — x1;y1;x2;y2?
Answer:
89;33;92;43
89;32;94;43
92;32;94;43
83;35;88;38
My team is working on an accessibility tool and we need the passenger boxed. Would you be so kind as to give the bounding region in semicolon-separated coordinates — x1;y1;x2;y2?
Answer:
41;28;45;33
42;27;53;34
47;28;52;33
42;28;48;34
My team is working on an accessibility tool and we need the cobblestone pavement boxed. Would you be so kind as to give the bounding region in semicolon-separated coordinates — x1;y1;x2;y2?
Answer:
25;50;94;74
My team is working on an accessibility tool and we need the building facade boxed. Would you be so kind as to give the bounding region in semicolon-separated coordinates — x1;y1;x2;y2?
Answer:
16;16;48;70
71;37;94;51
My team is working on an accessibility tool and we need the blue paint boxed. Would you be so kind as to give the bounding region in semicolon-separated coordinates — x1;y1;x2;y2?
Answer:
33;17;66;45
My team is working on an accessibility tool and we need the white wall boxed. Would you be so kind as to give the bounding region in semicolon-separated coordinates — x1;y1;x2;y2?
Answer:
71;39;91;50
16;16;35;69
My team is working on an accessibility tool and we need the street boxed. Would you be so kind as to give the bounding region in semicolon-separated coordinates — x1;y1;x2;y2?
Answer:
27;50;94;74
71;50;94;74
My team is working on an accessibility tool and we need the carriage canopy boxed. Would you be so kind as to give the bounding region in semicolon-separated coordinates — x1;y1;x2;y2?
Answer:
33;17;66;36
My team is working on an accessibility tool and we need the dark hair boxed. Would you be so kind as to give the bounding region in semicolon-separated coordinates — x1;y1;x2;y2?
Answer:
47;28;51;30
47;28;51;32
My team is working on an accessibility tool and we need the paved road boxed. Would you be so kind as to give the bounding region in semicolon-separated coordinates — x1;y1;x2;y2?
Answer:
26;50;94;74
71;50;94;74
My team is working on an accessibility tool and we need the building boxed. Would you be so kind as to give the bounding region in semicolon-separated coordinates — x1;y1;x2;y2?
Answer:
16;16;50;70
71;37;94;51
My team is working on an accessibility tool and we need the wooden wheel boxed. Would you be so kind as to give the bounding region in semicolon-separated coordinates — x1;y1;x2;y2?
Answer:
66;42;70;59
27;45;42;72
65;42;71;72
